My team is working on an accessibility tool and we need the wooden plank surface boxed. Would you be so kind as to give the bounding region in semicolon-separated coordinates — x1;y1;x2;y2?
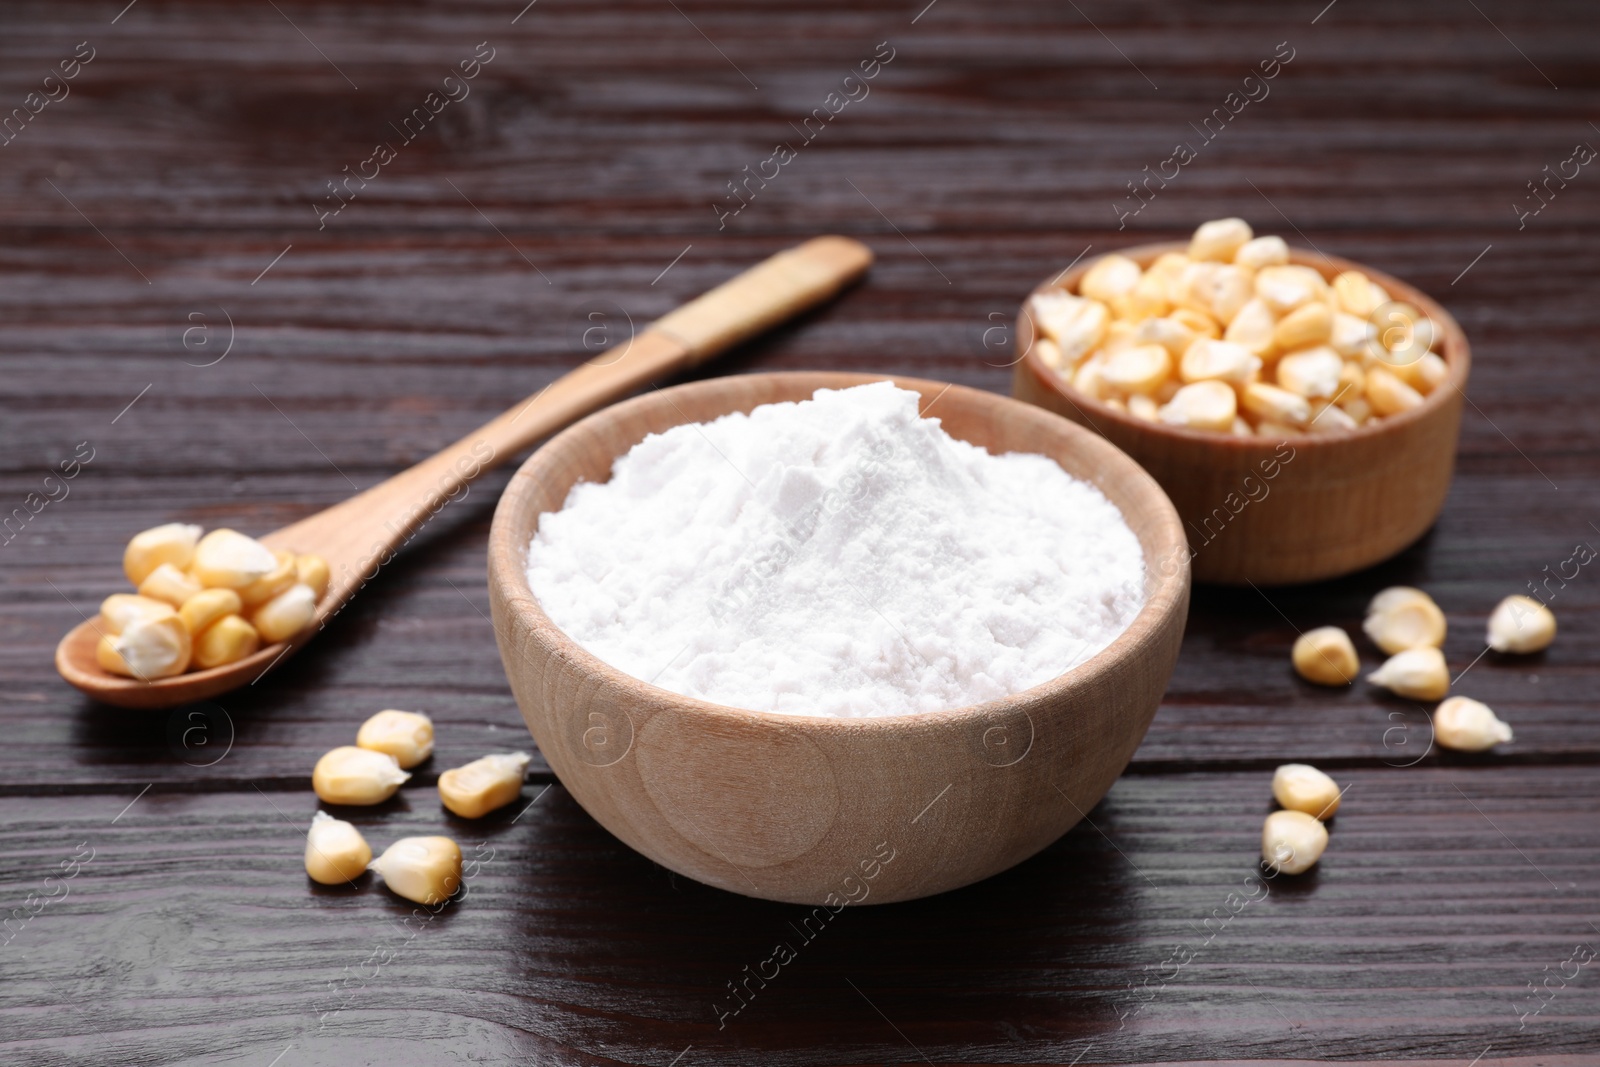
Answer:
1;0;1598;1063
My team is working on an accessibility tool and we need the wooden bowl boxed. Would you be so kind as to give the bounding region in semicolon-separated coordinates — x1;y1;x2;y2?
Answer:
1013;243;1470;586
487;372;1189;904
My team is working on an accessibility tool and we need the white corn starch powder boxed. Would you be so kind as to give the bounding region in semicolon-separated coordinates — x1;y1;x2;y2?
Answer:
526;382;1145;716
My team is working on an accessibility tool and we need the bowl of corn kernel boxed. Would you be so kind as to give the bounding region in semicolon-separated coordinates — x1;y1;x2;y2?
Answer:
1012;218;1469;585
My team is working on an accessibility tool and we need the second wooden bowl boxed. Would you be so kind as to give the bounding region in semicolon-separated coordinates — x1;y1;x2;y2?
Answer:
487;372;1189;904
1013;243;1469;586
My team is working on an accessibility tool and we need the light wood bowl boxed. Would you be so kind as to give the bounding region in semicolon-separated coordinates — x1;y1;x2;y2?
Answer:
487;372;1190;904
1013;244;1470;586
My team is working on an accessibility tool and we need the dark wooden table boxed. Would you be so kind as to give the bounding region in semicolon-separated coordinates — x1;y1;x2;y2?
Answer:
3;1;1597;1064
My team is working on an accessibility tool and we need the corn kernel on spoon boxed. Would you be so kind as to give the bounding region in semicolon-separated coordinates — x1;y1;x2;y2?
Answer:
56;236;874;709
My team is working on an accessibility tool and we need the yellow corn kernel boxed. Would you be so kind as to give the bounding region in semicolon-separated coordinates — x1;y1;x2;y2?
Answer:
1079;254;1142;304
1329;311;1376;358
1366;366;1424;416
369;836;463;906
1033;337;1068;371
1261;809;1328;875
99;593;176;635
191;528;279;589
1223;297;1277;358
1252;420;1300;439
1102;396;1128;414
1308;402;1359;433
1133;316;1198;358
137;562;203;608
305;811;372;885
1127;394;1160;422
1272;763;1342;819
312;745;410;806
1367;647;1449;701
1100;319;1139;355
1341;395;1373;424
1234;235;1288;270
1242;382;1311;426
438;752;532;819
1337;358;1366;397
1158;380;1237;432
1146;251;1191;297
1230;416;1254;437
1114;270;1169;321
1071;354;1107;400
1168;306;1220;339
1254;265;1326;315
1100;344;1171;396
1332;270;1389;318
357;709;435;769
1363;587;1446;653
1292;626;1359;685
1414;352;1448;394
1154;378;1181;404
250;583;317;643
1178;262;1253;324
123;522;203;586
1180;338;1261;385
178;587;242;636
193;614;261;669
110;613;192;680
1486;595;1556;654
1188;217;1253;262
1372;301;1434;364
1029;292;1109;364
1272;302;1332;350
1275;346;1344;399
1433;696;1514;752
238;549;297;608
96;634;133;676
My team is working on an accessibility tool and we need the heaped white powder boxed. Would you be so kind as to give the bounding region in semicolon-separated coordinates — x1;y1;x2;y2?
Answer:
525;382;1146;717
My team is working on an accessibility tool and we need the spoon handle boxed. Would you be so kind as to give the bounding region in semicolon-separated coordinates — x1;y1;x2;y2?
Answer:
261;236;874;612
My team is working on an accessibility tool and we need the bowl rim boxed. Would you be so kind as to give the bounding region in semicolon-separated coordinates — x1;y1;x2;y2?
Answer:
488;370;1190;735
1016;241;1473;449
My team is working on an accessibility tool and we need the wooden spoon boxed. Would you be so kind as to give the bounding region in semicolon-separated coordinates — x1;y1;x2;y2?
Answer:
56;236;874;709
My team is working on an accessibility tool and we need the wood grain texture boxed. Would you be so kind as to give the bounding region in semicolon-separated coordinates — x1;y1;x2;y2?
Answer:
1;0;1598;1061
1014;244;1469;586
487;373;1189;903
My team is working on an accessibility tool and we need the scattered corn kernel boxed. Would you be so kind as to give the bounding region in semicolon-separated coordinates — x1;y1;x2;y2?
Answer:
438;752;532;819
1272;764;1342;819
1255;265;1325;314
1131;316;1197;358
1230;416;1254;437
1414;351;1448;394
1272;303;1333;350
1180;339;1261;385
1308;403;1359;433
1189;217;1253;262
1030;291;1109;364
1275;346;1344;399
312;745;410;806
1261;809;1328;875
1329;311;1377;358
1180;262;1253;324
305;811;372;885
1367;646;1450;701
1341;396;1373;424
1242;382;1311;427
109;613;192;680
250;583;317;644
369;836;463;906
1116;270;1169;321
1222;297;1277;357
178;587;242;636
137;562;204;608
357;710;435;769
1169;306;1221;340
99;593;176;635
1033;337;1067;371
1292;626;1359;686
1433;696;1514;752
193;614;261;669
1072;355;1107;400
96;634;133;676
1127;394;1160;422
191;528;279;590
1486;595;1556;654
1363;587;1447;654
1234;235;1289;270
1159;380;1237;432
123;522;203;586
